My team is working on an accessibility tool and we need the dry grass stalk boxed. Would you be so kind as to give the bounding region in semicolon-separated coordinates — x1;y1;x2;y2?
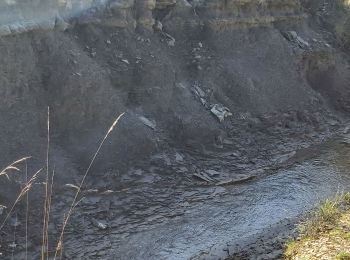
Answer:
11;213;18;260
0;157;31;179
0;168;42;231
25;161;29;260
42;107;51;260
53;112;125;259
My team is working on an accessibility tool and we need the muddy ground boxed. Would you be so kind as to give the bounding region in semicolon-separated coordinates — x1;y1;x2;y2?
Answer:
0;0;350;259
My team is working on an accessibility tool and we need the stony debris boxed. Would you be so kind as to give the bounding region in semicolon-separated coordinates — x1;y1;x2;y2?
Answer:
131;169;143;177
192;84;209;107
175;152;184;162
191;81;232;122
65;183;80;190
341;137;350;145
139;116;156;130
154;20;163;31
91;218;108;230
192;84;206;98
222;138;234;145
151;153;171;166
55;15;69;31
272;151;296;165
193;171;214;182
282;30;297;41
162;32;176;47
216;175;255;186
282;31;310;49
8;242;17;249
296;35;310;49
191;41;207;71
193;168;255;186
210;104;232;123
192;82;232;122
177;166;188;173
205;169;221;177
0;205;6;215
211;186;226;196
10;216;21;227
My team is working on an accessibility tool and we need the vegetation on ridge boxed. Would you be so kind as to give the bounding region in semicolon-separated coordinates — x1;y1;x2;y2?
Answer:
285;193;350;259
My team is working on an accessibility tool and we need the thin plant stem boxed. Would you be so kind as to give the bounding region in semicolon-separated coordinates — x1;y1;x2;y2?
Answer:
42;107;50;260
25;161;29;260
53;112;125;259
0;169;42;231
0;157;31;179
46;166;55;255
11;213;17;260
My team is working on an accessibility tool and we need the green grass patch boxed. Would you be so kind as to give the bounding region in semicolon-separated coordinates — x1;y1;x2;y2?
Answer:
299;199;341;238
336;251;350;260
284;240;298;259
284;193;350;259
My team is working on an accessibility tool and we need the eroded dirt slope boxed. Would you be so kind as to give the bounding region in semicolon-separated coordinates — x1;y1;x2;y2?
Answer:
0;0;350;259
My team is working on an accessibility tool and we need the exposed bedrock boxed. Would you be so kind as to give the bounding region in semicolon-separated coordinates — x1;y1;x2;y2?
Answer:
0;0;349;187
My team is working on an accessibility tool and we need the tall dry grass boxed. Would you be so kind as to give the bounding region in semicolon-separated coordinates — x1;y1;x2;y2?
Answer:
0;110;125;258
54;112;125;259
41;107;51;260
0;168;42;231
25;161;29;260
0;157;39;260
0;157;31;180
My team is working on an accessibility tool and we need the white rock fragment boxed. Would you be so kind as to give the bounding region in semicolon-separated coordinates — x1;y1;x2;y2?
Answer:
154;20;163;31
283;31;310;49
175;152;184;162
193;172;214;182
10;216;21;227
168;38;175;47
210;104;233;122
139;116;156;130
55;15;69;31
205;169;221;177
193;85;206;98
65;183;80;190
0;205;6;215
8;242;17;249
92;218;108;230
296;36;310;48
163;32;176;47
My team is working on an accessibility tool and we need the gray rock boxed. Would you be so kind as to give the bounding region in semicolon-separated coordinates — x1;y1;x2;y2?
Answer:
211;104;233;123
0;205;6;215
55;15;69;31
139;116;156;130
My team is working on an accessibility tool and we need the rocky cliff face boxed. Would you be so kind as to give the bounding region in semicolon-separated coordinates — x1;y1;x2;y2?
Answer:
0;0;306;34
0;0;349;183
92;0;307;32
1;1;350;258
0;0;99;35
